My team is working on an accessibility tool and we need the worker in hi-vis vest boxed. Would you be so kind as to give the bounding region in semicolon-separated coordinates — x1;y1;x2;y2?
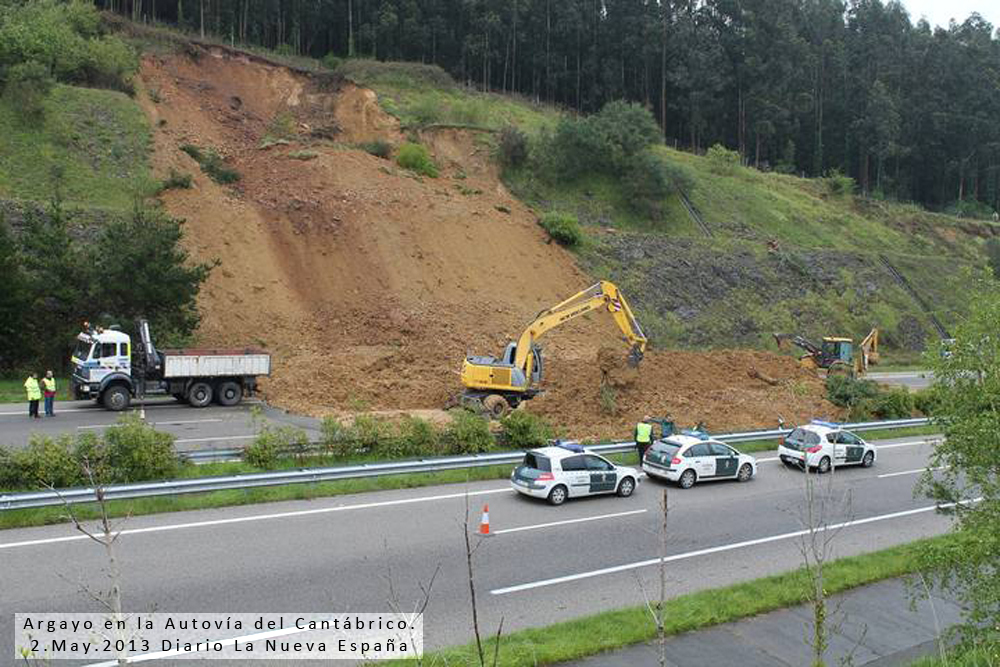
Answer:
634;415;653;461
24;373;41;419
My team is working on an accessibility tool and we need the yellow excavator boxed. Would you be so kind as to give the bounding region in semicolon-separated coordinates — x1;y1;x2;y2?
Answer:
458;281;648;417
773;328;880;378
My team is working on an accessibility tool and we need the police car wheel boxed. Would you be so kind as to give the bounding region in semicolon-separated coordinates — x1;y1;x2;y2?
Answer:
817;456;832;474
617;477;635;497
547;485;568;506
678;469;696;489
861;450;875;468
737;463;753;482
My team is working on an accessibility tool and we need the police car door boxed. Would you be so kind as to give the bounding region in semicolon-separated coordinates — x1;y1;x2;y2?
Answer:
687;444;715;478
584;455;618;493
837;431;865;464
710;442;739;477
561;456;591;497
829;432;846;464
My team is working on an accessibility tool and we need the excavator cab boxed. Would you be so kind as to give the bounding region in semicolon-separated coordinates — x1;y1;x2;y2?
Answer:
820;338;854;366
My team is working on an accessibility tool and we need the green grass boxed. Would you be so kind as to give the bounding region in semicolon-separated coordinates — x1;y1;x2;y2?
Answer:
0;84;150;209
911;644;1000;666
0;377;72;404
386;535;949;666
338;60;557;134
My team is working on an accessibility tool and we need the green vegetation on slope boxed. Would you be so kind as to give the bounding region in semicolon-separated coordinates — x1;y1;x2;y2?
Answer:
0;83;150;208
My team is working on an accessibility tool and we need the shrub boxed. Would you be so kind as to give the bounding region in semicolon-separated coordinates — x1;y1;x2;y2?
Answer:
158;169;193;192
396;416;440;457
914;387;942;417
102;413;178;481
548;115;604;179
539;212;583;247
395;142;438;177
623;151;672;217
825;169;855;197
985;238;1000;279
320;416;353;458
499;410;553;449
2;61;54;119
17;434;82;488
498;125;528;169
0;446;22;490
444;411;494;454
352;414;392;456
589;100;662;172
180;144;240;184
321;53;343;71
359;140;392;159
706;143;741;175
825;375;880;408
599;384;618;416
245;437;276;468
869;388;915;419
83;35;138;92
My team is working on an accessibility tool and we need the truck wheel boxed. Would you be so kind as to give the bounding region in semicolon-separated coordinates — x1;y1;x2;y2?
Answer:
187;382;213;408
102;385;131;412
216;381;242;407
482;394;510;419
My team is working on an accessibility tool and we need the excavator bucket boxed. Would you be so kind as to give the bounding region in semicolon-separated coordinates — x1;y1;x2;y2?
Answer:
627;344;644;368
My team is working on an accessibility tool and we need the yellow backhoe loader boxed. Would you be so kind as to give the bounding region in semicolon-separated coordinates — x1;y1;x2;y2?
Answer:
773;327;879;378
458;281;648;417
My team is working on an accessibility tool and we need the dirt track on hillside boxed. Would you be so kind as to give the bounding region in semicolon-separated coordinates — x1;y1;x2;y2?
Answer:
136;44;840;436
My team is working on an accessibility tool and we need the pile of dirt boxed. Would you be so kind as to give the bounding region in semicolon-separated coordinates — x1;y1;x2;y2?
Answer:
136;43;837;439
530;349;842;441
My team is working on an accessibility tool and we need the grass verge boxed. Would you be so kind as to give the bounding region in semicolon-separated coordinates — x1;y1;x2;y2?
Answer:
387;535;949;666
0;377;72;403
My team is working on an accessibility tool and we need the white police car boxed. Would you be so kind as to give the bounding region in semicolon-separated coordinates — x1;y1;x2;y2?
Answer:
778;420;876;473
510;443;640;505
642;431;757;489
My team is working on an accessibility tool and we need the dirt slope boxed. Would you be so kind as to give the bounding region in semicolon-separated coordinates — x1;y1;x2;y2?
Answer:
137;44;838;435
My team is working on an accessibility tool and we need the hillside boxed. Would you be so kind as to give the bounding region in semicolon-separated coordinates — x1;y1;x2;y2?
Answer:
4;16;990;436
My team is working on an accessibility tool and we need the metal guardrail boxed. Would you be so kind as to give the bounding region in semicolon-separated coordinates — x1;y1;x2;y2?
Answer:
0;418;930;511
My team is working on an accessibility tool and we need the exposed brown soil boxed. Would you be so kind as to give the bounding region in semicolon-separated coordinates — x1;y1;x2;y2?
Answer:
136;44;840;437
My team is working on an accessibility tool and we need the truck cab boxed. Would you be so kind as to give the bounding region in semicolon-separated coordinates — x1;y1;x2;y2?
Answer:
71;328;134;408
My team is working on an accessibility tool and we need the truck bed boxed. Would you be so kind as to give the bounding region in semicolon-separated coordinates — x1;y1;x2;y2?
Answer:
161;349;271;378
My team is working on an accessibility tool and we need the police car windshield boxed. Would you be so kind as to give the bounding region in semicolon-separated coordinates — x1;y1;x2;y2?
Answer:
785;428;820;450
522;453;551;472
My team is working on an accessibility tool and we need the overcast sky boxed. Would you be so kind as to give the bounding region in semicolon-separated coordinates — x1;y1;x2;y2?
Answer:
900;0;999;29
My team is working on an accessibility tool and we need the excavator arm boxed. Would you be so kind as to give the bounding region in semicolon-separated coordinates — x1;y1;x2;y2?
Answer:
513;281;648;378
773;332;822;357
855;327;879;375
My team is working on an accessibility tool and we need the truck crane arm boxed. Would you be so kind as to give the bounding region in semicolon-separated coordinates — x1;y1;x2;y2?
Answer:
513;281;648;376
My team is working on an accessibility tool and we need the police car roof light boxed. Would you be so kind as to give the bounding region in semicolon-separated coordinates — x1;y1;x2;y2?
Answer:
680;429;710;440
810;419;841;429
555;441;585;453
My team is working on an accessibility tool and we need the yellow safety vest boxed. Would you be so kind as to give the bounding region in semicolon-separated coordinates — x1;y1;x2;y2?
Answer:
24;378;41;401
636;422;653;443
43;377;56;393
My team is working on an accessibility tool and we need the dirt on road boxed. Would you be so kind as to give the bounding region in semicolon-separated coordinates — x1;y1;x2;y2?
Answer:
136;43;839;438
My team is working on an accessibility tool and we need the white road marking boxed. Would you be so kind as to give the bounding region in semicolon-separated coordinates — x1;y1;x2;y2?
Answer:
0;404;179;417
174;434;256;443
489;499;979;596
77;419;225;430
492;509;648;535
0;488;514;551
878;466;948;479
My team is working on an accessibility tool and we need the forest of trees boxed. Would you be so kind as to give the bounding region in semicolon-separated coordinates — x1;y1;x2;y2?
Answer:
96;0;1000;214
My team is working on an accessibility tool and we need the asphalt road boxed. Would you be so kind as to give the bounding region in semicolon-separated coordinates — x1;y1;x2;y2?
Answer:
0;435;954;664
0;398;321;452
866;370;933;391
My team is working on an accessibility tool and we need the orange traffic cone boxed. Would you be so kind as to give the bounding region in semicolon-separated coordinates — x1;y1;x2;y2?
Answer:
478;504;493;537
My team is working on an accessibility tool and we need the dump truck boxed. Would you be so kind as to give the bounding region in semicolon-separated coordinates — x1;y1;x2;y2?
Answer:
71;320;271;411
458;281;647;417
